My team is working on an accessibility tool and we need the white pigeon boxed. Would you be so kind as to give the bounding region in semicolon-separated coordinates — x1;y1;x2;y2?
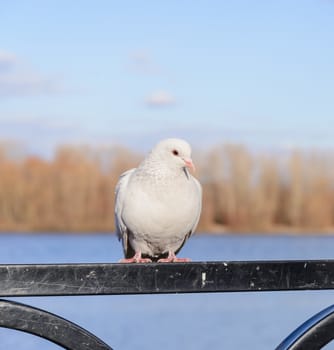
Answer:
115;138;202;263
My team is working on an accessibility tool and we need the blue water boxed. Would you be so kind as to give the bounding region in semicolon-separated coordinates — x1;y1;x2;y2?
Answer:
0;233;334;349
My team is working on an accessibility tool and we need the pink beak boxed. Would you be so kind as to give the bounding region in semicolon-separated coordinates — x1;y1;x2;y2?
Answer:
183;157;195;172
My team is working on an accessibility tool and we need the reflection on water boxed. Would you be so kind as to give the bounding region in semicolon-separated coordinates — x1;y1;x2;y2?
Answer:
0;233;334;350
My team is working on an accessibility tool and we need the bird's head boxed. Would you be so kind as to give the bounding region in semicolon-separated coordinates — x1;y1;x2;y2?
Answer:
152;138;195;172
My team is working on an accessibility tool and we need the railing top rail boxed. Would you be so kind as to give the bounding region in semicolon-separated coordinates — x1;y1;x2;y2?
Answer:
1;260;334;297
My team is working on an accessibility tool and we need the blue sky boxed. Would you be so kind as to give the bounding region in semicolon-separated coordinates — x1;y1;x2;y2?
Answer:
0;0;334;156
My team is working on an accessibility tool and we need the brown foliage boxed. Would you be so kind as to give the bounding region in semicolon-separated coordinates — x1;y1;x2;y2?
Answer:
0;142;334;233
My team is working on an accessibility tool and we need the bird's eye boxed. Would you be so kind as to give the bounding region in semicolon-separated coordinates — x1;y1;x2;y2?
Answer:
172;149;179;156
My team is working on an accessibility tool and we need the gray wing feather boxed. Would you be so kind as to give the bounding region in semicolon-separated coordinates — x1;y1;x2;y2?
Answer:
114;168;136;255
189;176;202;236
175;176;202;255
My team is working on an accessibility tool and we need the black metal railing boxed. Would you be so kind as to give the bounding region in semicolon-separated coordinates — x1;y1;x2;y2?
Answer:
0;261;334;349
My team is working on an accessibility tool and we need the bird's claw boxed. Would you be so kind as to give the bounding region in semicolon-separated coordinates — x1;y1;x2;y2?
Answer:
157;257;191;263
119;257;152;263
119;252;152;263
157;251;191;263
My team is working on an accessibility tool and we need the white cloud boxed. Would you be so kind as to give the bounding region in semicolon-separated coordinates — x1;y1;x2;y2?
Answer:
129;50;161;74
0;115;84;157
0;72;60;97
0;49;61;97
0;51;17;71
0;113;80;130
145;90;176;107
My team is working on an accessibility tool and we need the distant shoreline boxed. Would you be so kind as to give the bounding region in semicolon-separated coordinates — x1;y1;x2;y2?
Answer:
0;227;334;235
1;142;334;235
199;224;334;235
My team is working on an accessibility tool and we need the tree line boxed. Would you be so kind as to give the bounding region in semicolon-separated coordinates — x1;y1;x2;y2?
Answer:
0;142;333;233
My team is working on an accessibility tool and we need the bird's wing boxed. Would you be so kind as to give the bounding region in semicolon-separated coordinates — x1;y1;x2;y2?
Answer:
189;176;202;237
175;177;202;256
114;169;136;256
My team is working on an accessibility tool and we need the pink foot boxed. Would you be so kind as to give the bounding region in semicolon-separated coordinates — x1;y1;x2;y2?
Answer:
119;251;152;263
157;251;191;263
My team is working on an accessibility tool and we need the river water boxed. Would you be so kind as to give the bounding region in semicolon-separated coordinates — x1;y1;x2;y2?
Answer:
0;233;334;350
